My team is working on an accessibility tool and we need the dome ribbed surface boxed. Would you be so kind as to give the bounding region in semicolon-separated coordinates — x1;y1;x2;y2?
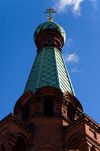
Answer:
34;22;66;42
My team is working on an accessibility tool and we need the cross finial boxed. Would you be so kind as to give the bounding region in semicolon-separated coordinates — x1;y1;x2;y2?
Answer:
44;7;57;22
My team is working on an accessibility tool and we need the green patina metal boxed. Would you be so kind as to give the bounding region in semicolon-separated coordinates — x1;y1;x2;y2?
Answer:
34;22;66;42
55;49;74;94
24;47;75;95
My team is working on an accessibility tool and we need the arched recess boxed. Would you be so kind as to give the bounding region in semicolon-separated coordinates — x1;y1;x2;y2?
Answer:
91;146;96;151
0;144;5;151
67;103;74;122
13;136;26;151
67;134;82;151
14;132;29;148
43;97;54;116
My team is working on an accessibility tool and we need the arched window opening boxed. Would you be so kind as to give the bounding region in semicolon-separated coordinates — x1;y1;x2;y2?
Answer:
91;146;96;151
43;97;54;116
13;137;26;151
68;137;81;151
23;105;30;121
67;103;74;122
47;38;52;44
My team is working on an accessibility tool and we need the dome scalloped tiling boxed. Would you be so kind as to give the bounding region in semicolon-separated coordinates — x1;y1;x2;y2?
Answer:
34;22;66;42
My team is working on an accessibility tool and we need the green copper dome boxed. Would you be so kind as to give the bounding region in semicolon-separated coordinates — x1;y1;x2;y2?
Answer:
34;22;66;42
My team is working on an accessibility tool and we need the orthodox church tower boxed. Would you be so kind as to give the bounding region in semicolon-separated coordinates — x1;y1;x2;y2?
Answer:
0;8;100;151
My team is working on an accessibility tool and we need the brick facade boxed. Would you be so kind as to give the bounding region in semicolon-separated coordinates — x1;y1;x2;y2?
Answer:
0;86;100;151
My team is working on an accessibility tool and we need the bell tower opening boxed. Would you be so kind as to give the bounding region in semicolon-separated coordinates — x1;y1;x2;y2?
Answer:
23;105;30;121
43;97;54;116
67;103;74;122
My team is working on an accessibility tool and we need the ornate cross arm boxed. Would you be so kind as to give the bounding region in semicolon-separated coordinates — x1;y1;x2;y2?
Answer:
44;7;57;22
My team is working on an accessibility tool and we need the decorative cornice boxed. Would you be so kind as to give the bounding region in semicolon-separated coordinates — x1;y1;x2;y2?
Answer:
64;114;100;134
0;113;32;133
63;91;83;112
29;140;63;151
85;134;100;149
34;86;63;97
14;91;34;111
0;132;17;146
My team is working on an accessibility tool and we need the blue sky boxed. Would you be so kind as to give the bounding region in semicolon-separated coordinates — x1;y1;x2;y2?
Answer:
0;0;100;124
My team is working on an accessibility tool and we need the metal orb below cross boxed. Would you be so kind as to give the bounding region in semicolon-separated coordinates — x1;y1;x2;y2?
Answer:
44;7;57;22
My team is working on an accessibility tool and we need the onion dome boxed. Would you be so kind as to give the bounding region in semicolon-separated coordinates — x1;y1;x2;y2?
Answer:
34;22;66;42
34;22;66;52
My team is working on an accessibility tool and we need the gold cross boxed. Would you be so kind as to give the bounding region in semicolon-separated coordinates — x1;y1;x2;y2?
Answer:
44;7;57;22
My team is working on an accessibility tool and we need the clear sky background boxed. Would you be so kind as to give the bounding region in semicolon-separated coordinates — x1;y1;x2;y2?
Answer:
0;0;100;124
